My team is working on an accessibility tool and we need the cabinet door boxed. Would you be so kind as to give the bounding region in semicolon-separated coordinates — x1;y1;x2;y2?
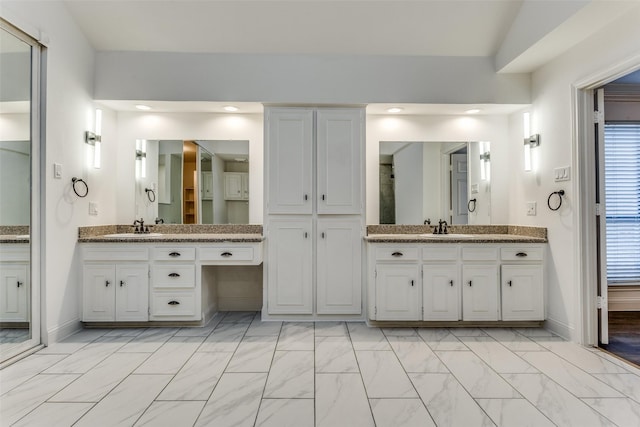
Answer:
0;264;28;321
83;265;116;321
375;264;421;320
241;173;249;200
423;264;460;321
224;173;244;200
116;264;149;321
317;219;361;314
202;171;213;200
266;108;313;214
462;265;499;321
501;265;544;321
267;217;313;314
316;109;363;214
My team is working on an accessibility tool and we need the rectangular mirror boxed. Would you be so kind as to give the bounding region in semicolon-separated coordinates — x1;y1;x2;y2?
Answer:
135;139;250;224
379;141;491;225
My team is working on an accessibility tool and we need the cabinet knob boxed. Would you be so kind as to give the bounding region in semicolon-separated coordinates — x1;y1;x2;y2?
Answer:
321;194;326;201
169;252;181;257
120;280;125;287
516;252;528;257
105;280;110;287
508;280;512;287
221;252;233;257
321;232;325;239
304;194;308;201
168;300;180;306
168;273;180;278
17;281;22;287
391;252;403;257
411;280;414;287
449;280;453;287
468;280;472;287
304;232;308;239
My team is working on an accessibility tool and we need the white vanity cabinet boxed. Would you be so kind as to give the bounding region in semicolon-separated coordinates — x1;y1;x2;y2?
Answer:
82;245;150;322
265;107;365;318
367;242;545;323
0;244;30;322
150;247;198;320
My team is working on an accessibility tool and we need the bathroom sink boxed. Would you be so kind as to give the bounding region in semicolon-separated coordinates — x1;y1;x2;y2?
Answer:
419;233;473;238
104;233;163;238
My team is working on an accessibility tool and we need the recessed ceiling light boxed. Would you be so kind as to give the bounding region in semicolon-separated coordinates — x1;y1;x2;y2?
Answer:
223;105;239;112
465;108;481;114
386;107;403;113
135;104;152;111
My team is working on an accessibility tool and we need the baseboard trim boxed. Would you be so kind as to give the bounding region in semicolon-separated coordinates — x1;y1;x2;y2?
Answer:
608;286;640;311
47;318;82;344
544;317;572;341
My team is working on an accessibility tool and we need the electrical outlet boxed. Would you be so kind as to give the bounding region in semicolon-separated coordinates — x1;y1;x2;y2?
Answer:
89;202;98;215
526;201;537;216
554;166;571;182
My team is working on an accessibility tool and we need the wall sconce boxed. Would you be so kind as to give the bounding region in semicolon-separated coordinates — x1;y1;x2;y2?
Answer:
135;139;147;179
479;141;490;181
523;112;540;172
85;109;102;168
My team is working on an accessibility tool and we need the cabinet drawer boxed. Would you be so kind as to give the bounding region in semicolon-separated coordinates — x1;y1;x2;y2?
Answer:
422;246;458;261
153;247;196;261
83;246;149;261
199;247;254;261
150;292;196;317
152;265;195;288
462;247;498;261
375;247;419;261
501;247;544;261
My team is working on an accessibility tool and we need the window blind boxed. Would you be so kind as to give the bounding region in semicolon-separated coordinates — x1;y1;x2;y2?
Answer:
604;123;640;285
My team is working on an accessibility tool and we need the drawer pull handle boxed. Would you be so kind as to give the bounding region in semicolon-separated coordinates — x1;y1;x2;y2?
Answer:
391;252;403;257
321;232;325;239
221;252;233;257
304;194;308;201
17;281;22;287
120;280;125;287
304;232;308;239
468;280;472;287
168;273;180;278
508;280;512;287
411;280;414;287
322;194;326;201
449;280;453;287
105;280;110;287
516;252;528;257
169;252;181;257
168;300;180;306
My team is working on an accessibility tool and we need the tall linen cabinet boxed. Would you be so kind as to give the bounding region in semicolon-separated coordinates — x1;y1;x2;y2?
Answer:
264;107;365;317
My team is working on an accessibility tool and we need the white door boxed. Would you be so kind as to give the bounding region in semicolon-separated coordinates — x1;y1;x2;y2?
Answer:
83;265;116;321
423;264;460;321
316;108;363;214
241;173;249;200
462;265;499;321
115;264;149;321
266;108;313;214
501;265;544;321
451;153;468;224
317;218;361;314
375;264;421;320
201;171;213;200
0;264;28;322
224;172;244;200
267;217;313;314
595;88;609;344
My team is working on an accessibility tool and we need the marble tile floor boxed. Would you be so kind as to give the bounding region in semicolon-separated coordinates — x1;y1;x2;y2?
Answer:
2;313;640;426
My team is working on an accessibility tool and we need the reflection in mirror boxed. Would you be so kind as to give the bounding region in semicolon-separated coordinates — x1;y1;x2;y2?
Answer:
0;25;32;358
379;141;491;225
135;140;250;224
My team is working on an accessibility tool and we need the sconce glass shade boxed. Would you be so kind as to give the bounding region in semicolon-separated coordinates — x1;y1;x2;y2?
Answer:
135;139;147;179
85;109;102;168
524;143;532;172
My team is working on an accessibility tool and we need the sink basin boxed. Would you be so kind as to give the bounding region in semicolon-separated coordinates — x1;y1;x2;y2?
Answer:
104;233;163;238
419;233;473;238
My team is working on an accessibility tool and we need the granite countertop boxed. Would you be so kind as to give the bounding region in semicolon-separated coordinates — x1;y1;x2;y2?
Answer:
364;233;547;244
79;233;264;243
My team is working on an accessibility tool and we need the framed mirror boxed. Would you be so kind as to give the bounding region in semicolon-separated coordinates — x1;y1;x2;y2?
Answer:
379;141;491;225
134;139;250;224
0;21;41;362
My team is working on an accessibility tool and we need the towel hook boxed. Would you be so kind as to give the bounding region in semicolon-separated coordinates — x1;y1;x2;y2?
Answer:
547;190;565;211
71;177;89;198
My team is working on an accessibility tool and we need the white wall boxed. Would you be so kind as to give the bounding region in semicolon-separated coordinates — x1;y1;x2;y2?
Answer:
393;143;424;224
366;114;511;225
508;6;640;341
115;112;263;224
2;2;110;343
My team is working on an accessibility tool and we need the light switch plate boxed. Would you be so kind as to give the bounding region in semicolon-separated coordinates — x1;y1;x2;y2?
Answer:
554;166;571;182
526;201;537;216
471;183;479;194
53;163;62;179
